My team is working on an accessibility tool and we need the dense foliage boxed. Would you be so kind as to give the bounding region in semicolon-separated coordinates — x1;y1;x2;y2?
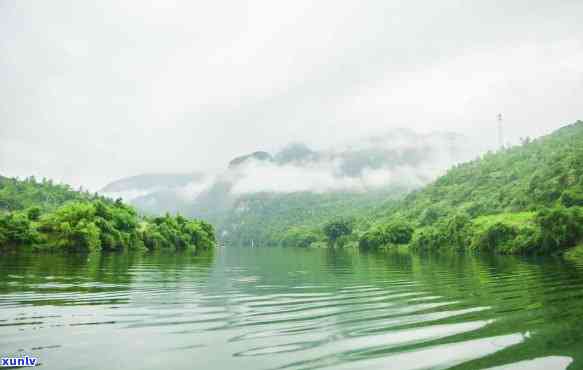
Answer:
323;217;355;247
0;177;216;253
359;221;414;250
142;214;215;251
0;176;100;212
221;189;402;247
357;120;583;254
279;226;322;248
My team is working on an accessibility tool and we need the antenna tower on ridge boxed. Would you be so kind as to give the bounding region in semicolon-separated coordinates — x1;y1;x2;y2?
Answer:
497;113;503;150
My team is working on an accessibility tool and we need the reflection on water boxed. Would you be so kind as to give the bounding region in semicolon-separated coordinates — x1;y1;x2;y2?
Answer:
1;247;583;370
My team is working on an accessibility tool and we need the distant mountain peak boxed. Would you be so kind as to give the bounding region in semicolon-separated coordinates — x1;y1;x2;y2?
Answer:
274;142;317;165
228;151;273;168
100;172;204;193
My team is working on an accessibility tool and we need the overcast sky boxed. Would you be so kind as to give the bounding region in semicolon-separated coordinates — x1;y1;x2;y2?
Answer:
1;0;582;190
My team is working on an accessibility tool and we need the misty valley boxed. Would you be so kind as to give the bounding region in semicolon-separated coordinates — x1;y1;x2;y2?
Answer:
3;121;583;369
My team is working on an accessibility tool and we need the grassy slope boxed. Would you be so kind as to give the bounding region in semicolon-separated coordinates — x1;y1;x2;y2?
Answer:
472;212;536;232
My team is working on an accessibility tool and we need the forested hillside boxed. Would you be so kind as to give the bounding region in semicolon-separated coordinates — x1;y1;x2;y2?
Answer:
0;176;96;212
0;176;216;253
220;188;403;246
354;120;583;255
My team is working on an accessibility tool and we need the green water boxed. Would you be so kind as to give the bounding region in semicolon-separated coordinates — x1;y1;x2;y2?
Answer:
1;247;583;370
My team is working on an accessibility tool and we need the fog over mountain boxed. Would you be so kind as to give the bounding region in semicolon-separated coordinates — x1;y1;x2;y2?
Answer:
228;130;474;194
101;128;481;216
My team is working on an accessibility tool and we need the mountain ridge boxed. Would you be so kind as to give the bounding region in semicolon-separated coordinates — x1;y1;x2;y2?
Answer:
99;128;483;245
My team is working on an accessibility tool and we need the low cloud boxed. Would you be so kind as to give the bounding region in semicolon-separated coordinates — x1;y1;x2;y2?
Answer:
201;129;482;196
228;159;444;195
175;176;218;201
230;160;360;194
100;128;485;215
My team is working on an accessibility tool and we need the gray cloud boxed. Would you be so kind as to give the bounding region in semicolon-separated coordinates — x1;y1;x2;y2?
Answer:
1;0;582;190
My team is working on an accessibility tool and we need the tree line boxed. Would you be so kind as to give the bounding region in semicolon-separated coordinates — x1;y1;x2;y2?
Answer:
280;120;583;255
0;177;216;252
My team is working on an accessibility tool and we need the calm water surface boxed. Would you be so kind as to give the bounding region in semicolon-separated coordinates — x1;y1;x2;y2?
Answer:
1;247;583;369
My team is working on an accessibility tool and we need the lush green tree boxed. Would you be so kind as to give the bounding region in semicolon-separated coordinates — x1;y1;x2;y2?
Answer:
37;202;101;251
0;212;38;246
280;227;322;248
385;221;414;244
359;220;413;249
323;217;354;246
410;227;445;251
444;214;472;250
359;226;388;250
471;222;518;252
142;214;215;251
560;189;583;208
535;207;583;252
27;206;42;221
419;206;445;226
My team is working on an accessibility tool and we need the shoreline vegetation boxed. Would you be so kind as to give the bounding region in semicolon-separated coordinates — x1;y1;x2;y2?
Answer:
3;120;583;256
0;177;216;253
280;120;583;256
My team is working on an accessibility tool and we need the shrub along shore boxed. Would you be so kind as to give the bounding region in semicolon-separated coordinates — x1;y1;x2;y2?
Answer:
359;207;583;255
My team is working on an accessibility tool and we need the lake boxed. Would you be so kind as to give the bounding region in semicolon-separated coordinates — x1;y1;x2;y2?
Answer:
1;247;583;369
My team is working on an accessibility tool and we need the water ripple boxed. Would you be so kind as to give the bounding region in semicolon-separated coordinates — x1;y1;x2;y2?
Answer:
1;249;583;370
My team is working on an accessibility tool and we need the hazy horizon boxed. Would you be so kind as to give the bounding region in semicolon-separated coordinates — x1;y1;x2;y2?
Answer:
2;1;582;190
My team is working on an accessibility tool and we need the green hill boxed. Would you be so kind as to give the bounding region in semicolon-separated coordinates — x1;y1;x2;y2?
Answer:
220;188;404;246
356;120;583;255
0;176;95;213
0;176;216;253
